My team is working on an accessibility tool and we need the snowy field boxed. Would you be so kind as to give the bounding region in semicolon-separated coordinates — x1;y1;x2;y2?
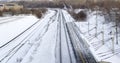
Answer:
0;15;39;46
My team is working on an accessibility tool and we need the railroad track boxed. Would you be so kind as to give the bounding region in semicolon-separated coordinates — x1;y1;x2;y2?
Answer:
58;9;97;63
56;10;76;63
0;11;57;63
61;10;76;63
0;9;97;63
66;22;97;63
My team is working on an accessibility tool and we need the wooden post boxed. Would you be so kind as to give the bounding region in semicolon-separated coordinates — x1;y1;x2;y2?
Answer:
88;21;90;35
112;30;115;53
95;7;98;37
102;23;104;45
115;24;118;44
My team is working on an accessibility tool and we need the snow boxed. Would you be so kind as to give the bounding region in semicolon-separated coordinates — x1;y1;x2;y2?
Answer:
74;9;85;14
30;20;57;63
3;10;57;63
62;10;74;22
0;15;39;46
1;8;120;63
75;9;120;63
0;9;52;61
19;9;76;63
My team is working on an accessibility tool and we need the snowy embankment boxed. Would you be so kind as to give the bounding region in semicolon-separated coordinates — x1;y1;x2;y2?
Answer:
74;9;120;63
0;15;39;46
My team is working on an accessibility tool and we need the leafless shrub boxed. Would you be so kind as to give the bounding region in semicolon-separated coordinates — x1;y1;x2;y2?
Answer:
68;10;87;21
9;9;18;16
2;8;47;18
76;11;87;20
39;8;47;14
21;9;31;14
35;11;42;19
2;9;9;12
0;11;3;16
31;9;42;19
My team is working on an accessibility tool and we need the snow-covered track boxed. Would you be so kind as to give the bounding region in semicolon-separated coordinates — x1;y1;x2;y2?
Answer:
56;10;76;63
66;22;97;63
0;9;98;63
56;9;97;63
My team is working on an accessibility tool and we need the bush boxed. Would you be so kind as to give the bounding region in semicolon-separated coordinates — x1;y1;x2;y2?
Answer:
3;8;24;16
35;11;42;18
68;10;87;21
0;8;47;18
39;8;47;14
0;11;3;16
21;9;31;14
2;9;9;12
9;9;17;16
76;11;87;20
31;9;42;18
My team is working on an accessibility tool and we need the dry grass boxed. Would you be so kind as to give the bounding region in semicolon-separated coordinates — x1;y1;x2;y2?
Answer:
0;11;3;16
20;9;32;14
0;8;47;18
21;8;47;18
39;8;47;14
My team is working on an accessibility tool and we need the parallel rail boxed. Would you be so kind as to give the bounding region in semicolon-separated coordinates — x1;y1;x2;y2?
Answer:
66;22;97;63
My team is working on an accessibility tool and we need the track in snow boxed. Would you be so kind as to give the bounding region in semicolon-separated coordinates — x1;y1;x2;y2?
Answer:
0;9;97;63
55;10;76;63
66;22;97;63
56;9;97;63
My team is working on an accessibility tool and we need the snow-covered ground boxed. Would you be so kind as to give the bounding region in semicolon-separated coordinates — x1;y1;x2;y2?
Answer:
0;8;96;63
1;8;119;63
0;15;39;46
0;9;58;63
75;9;120;63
